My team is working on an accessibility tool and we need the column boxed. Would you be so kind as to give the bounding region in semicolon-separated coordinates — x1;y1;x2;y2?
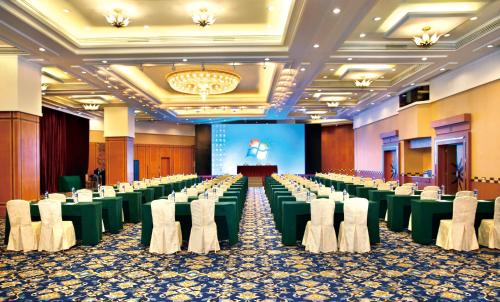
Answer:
0;55;42;216
103;106;135;185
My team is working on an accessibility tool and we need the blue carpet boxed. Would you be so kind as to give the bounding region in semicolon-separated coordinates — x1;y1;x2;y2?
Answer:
0;188;498;301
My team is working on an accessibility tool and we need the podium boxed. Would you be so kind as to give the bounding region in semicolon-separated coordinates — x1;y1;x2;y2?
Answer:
237;165;278;178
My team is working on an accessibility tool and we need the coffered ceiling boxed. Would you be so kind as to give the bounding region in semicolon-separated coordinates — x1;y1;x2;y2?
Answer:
0;0;498;124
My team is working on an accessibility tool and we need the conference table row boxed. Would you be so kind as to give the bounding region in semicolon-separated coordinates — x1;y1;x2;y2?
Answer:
312;176;496;245
4;177;250;246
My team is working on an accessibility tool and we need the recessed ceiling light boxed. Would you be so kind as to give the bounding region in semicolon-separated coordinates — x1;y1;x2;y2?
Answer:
317;89;322;92
356;109;360;112
422;57;428;61
305;97;309;100
373;17;382;21
440;68;446;71
264;57;270;61
38;47;45;52
63;8;70;13
387;94;391;97
107;85;112;88
102;60;107;63
144;25;150;29
410;83;415;86
444;33;450;37
369;89;374;92
313;44;320;48
268;5;274;11
292;83;296;86
81;71;86;74
347;57;352;61
300;67;306;71
323;76;327;79
470;16;478;21
332;8;341;14
487;44;493;48
359;33;366;38
329;68;334;71
182;58;188;62
370;102;375;105
392;68;396;71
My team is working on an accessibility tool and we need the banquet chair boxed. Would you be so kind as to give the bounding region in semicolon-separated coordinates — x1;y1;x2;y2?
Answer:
403;183;415;187
456;191;475;198
38;200;76;252
76;189;93;202
423;186;440;191
149;199;182;254
102;186;116;197
408;190;439;231
174;192;188;203
353;177;363;185
338;198;370;253
119;182;134;192
188;199;220;254
317;187;332;198
377;183;391;190
133;181;147;190
187;187;198;198
436;196;479;251
6;200;41;252
330;191;348;202
295;191;317;202
302;199;337;253
48;193;67;202
478;197;500;249
363;180;376;188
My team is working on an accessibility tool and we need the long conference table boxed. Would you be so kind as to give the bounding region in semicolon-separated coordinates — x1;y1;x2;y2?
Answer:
265;177;380;246
141;177;248;247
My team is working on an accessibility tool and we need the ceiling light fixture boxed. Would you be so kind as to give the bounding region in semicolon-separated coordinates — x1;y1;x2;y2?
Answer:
63;8;70;13
313;44;320;48
359;33;366;38
373;17;382;21
327;102;339;107
82;104;100;111
332;8;341;14
38;47;45;52
311;115;322;120
192;8;216;27
182;58;188;62
444;33;450;37
414;26;440;48
440;68;446;71
105;8;130;28
422;57;428;61
166;68;240;101
300;67;306;71
265;57;270;61
487;44;493;48
470;16;478;21
347;58;352;61
354;77;373;88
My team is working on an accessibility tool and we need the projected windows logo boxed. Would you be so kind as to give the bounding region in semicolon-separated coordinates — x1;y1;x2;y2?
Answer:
246;139;269;161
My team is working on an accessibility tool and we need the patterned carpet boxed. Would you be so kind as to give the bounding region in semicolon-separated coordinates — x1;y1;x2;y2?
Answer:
0;188;499;301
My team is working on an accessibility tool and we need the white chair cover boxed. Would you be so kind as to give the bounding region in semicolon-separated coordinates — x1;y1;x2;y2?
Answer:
119;183;134;192
403;183;415;187
76;189;93;202
317;187;332;197
302;199;337;253
6;200;41;252
377;183;391;191
198;191;220;202
149;199;182;254
102;186;116;197
174;192;188;203
456;191;474;198
423;186;440;191
363;180;375;188
338;198;370;253
187;187;198;198
330;191;348;202
188;199;220;254
295;191;316;202
478;197;500;249
395;186;413;196
436;196;479;251
38;200;76;252
48;193;67;202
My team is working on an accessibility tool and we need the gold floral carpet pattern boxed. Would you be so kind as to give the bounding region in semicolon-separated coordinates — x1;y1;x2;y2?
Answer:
1;188;499;301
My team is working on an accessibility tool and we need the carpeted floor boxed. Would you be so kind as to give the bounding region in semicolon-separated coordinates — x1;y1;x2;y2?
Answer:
0;188;499;301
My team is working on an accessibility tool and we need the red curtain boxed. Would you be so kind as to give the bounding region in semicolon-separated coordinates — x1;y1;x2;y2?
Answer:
40;107;89;193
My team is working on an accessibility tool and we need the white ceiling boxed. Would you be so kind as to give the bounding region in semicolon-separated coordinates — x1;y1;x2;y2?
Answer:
0;0;498;123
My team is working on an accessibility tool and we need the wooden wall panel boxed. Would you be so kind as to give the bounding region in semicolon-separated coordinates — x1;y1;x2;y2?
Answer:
321;124;354;172
105;137;134;185
0;112;40;217
134;144;195;179
87;142;105;175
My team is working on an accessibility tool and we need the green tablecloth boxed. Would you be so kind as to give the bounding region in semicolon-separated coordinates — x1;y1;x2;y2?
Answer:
67;197;123;233
368;190;394;219
281;200;380;245
356;187;377;199
148;185;165;199
141;201;239;246
411;199;494;244
135;188;154;204
345;183;363;196
387;194;454;232
93;192;142;223
4;202;102;246
57;176;82;192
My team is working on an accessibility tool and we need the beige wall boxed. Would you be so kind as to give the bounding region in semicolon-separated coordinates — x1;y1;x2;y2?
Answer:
355;79;500;179
90;130;194;146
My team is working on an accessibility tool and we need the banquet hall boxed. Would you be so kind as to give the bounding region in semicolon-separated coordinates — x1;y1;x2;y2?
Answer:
0;0;499;301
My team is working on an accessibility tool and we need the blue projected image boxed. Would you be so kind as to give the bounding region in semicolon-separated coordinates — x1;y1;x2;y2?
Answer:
212;124;305;175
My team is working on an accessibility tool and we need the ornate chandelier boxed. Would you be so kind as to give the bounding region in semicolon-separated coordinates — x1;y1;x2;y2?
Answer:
310;115;322;120
192;8;216;27
105;9;130;28
82;104;100;111
166;69;240;100
327;102;339;107
354;78;373;88
414;26;440;48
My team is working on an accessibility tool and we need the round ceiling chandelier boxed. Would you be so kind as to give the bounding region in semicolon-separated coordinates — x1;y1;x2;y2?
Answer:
192;8;216;27
354;78;373;88
105;8;130;28
166;69;240;100
413;26;440;48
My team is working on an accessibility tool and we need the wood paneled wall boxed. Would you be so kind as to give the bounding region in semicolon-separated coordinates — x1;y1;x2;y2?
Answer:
105;137;134;184
134;144;195;179
0;112;40;216
88;142;105;175
321;124;354;172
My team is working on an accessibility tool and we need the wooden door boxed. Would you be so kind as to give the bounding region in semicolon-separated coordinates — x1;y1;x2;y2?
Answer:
383;150;397;181
161;157;171;176
438;144;458;194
